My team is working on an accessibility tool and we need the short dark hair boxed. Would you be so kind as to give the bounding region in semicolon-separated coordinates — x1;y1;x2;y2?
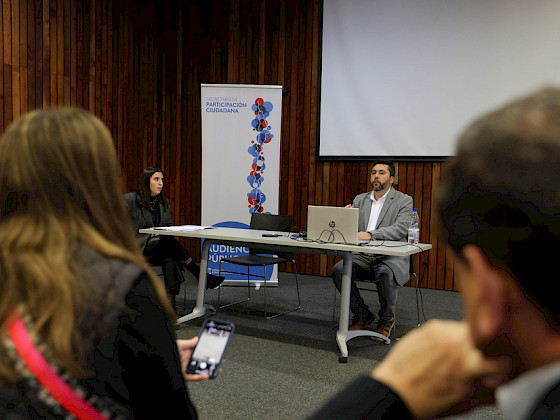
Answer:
438;87;560;328
371;160;395;177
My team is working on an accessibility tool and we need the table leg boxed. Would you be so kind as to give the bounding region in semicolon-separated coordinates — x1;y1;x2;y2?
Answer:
177;238;216;324
336;252;352;362
336;251;390;362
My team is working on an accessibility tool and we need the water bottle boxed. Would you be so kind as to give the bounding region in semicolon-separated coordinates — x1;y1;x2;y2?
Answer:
408;208;420;244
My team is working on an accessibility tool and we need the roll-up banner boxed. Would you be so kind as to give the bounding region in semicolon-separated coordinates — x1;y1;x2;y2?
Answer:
201;84;282;285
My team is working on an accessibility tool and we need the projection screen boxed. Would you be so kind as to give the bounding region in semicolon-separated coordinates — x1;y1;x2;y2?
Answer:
319;0;560;160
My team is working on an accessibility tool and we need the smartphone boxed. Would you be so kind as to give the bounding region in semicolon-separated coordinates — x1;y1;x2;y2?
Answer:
186;319;234;379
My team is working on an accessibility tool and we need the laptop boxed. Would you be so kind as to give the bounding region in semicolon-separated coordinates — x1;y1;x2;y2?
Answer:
307;205;361;245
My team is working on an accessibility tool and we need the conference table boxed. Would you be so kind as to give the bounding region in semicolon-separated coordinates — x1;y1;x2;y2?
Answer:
140;226;431;362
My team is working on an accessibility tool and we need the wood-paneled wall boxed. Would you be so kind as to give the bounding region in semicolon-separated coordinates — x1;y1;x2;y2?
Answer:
0;0;457;291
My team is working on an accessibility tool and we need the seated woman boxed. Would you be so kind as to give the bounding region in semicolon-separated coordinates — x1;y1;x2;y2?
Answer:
0;108;204;418
124;166;224;307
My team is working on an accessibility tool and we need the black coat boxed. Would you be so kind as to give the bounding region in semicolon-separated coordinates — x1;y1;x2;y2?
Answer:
310;375;560;419
123;192;173;252
529;380;560;419
0;245;197;419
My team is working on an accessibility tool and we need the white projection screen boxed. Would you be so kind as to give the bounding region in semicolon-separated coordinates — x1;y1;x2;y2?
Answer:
319;0;560;160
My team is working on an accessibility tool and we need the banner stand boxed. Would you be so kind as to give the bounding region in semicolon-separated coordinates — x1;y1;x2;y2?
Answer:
201;84;283;286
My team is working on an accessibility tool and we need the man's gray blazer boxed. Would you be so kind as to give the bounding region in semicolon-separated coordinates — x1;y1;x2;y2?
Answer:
352;187;414;285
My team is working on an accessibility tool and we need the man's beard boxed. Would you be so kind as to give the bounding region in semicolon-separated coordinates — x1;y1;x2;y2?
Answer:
371;180;388;191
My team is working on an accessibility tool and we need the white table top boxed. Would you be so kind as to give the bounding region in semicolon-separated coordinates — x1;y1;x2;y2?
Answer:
139;226;431;256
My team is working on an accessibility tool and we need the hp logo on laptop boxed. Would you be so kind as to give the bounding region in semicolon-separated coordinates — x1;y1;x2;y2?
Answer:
329;220;336;228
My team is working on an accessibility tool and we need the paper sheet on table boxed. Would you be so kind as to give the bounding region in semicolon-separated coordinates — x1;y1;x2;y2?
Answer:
153;225;210;232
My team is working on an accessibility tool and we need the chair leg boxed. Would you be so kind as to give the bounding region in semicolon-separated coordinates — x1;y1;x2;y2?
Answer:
265;260;301;319
173;261;188;313
394;268;424;340
293;260;301;308
263;264;268;318
247;265;251;301
332;284;339;327
183;272;188;312
216;260;301;319
412;271;421;327
217;261;223;306
217;261;251;310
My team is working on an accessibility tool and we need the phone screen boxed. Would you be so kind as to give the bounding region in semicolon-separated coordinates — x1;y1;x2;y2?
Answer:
186;319;234;379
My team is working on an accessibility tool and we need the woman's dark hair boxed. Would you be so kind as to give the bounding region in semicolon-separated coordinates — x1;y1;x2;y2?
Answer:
138;166;168;208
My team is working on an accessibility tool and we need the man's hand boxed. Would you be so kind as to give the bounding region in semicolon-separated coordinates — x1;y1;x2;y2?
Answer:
372;320;511;419
346;204;371;240
358;231;372;240
177;337;210;382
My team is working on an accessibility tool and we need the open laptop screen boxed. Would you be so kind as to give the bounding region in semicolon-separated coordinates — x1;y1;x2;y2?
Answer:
307;205;359;245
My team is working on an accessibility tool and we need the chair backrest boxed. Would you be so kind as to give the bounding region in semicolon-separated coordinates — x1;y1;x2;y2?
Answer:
249;213;293;232
248;213;293;258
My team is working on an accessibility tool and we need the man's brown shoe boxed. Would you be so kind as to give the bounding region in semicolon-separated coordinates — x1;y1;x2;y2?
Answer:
348;312;376;331
371;319;394;341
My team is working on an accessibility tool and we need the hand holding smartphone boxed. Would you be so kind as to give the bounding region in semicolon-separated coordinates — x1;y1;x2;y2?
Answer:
186;319;234;379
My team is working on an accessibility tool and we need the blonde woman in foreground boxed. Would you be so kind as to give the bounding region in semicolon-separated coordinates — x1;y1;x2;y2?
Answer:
0;108;203;419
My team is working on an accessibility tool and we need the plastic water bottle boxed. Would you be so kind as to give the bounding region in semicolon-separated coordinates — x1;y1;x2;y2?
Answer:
408;208;420;244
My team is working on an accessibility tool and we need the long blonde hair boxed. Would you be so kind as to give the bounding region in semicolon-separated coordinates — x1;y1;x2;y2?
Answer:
0;108;174;381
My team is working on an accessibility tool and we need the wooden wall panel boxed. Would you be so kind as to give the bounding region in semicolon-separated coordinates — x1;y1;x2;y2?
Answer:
0;0;457;291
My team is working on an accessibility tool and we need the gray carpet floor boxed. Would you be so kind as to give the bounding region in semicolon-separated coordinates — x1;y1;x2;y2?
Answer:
174;272;506;420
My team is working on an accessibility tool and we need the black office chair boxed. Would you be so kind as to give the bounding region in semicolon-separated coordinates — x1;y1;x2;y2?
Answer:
332;255;421;341
217;213;301;319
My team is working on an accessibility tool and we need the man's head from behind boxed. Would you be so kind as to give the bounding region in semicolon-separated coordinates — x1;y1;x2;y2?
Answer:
438;87;560;365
